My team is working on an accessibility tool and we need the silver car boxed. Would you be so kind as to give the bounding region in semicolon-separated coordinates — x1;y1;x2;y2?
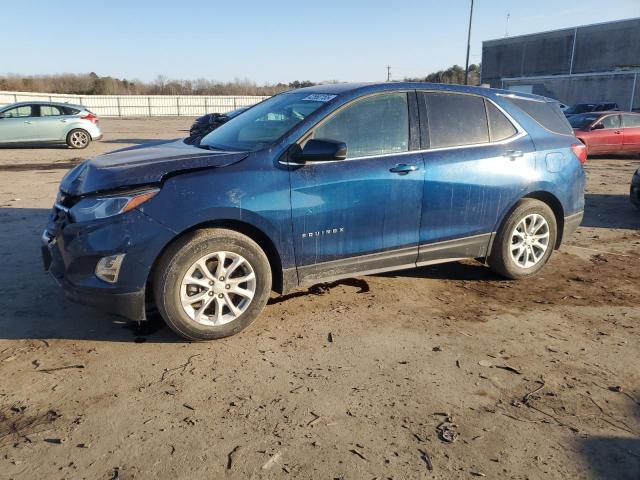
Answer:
0;101;102;149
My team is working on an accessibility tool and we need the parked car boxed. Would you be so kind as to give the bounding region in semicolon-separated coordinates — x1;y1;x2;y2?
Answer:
569;111;640;155
631;167;640;209
564;102;619;117
42;83;585;341
0;101;101;149
187;107;248;144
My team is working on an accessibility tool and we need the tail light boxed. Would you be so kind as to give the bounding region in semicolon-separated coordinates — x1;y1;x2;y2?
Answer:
571;143;587;165
81;112;98;124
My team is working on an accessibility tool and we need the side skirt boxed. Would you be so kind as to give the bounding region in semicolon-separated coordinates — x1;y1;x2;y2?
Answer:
284;233;494;291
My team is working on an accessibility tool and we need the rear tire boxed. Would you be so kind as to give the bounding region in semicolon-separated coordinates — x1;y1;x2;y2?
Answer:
66;129;91;149
153;228;272;341
488;199;557;279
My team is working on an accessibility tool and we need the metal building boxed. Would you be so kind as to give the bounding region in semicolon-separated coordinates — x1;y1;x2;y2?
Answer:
481;17;640;110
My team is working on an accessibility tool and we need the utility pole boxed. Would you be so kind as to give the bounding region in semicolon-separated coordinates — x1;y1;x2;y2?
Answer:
386;65;391;82
464;0;474;85
505;13;511;38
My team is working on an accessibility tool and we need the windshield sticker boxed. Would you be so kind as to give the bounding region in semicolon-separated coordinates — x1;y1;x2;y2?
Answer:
301;94;337;102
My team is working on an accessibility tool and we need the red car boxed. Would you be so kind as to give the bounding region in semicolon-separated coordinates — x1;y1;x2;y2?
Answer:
569;112;640;156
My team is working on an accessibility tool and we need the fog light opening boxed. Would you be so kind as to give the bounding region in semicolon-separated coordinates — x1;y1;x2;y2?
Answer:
96;254;125;283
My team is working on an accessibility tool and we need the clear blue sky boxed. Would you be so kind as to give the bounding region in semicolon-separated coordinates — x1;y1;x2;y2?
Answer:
2;0;638;84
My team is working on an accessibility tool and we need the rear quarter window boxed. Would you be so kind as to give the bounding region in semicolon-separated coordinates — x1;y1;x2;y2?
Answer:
486;101;517;142
61;106;80;115
504;97;573;136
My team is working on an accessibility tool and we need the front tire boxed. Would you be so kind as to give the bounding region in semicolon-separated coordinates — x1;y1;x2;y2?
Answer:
153;229;272;341
489;199;557;279
66;129;91;149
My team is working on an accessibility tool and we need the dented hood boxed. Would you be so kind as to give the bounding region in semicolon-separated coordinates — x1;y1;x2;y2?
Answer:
60;139;249;196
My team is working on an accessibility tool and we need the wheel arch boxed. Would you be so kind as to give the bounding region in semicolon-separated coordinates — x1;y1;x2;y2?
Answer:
522;191;565;249
146;219;286;308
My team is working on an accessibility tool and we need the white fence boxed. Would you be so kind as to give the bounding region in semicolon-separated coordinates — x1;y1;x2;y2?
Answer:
0;91;269;117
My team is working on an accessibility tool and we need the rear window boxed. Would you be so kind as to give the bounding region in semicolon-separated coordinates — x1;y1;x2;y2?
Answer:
423;92;489;148
568;114;600;129
505;97;573;136
40;105;64;116
623;114;640;127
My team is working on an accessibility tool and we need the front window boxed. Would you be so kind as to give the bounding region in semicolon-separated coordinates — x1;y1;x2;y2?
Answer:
599;115;621;129
312;92;409;158
1;105;35;118
200;93;331;151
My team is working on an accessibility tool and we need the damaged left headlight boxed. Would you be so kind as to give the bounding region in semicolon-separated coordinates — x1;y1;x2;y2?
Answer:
69;188;159;222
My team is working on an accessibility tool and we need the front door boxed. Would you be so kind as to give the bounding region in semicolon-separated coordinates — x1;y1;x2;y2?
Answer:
0;105;37;143
289;92;424;284
588;114;623;154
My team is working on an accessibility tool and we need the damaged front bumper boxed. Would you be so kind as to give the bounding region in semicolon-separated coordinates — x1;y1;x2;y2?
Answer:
41;204;175;322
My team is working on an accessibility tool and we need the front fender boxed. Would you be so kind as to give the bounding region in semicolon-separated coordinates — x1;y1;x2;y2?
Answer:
138;161;295;270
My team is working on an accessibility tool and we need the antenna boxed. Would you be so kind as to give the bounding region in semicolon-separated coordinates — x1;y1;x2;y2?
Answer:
387;65;391;82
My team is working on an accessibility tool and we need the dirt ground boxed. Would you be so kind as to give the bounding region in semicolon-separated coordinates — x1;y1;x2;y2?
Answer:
0;118;638;479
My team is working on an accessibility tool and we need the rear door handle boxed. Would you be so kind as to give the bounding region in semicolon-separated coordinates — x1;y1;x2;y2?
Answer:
24;120;32;124
389;163;420;174
614;130;621;134
60;119;67;123
504;150;523;160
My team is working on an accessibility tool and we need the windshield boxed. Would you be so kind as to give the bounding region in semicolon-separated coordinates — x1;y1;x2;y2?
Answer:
564;104;595;115
200;92;333;151
568;114;599;129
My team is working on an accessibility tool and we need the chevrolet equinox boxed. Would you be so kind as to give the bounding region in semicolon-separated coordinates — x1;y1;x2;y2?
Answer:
43;83;586;340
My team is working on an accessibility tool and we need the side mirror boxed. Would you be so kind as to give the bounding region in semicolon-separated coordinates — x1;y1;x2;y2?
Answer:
591;123;604;130
290;138;348;162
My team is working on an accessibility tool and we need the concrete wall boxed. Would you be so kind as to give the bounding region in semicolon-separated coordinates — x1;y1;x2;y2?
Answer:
502;72;639;111
482;18;640;87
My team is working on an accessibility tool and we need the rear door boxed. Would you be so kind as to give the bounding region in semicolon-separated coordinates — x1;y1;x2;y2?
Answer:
417;91;537;264
622;114;640;153
0;105;37;142
32;104;69;141
289;91;424;283
588;114;623;154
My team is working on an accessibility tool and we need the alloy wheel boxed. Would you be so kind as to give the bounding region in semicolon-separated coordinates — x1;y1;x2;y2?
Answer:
509;213;550;268
70;131;89;148
179;251;256;326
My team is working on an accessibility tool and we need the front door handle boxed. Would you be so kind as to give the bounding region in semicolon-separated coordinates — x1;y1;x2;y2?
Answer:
24;120;32;124
504;150;524;160
60;119;67;123
389;163;419;174
613;130;621;134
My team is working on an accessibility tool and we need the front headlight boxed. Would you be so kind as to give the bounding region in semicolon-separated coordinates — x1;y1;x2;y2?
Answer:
69;188;159;222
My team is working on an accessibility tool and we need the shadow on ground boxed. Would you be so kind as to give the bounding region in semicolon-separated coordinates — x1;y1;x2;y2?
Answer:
0;143;70;150
582;194;640;230
100;138;170;145
575;403;640;480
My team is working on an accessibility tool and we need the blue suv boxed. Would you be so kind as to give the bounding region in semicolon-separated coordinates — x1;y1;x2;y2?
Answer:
43;83;585;340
